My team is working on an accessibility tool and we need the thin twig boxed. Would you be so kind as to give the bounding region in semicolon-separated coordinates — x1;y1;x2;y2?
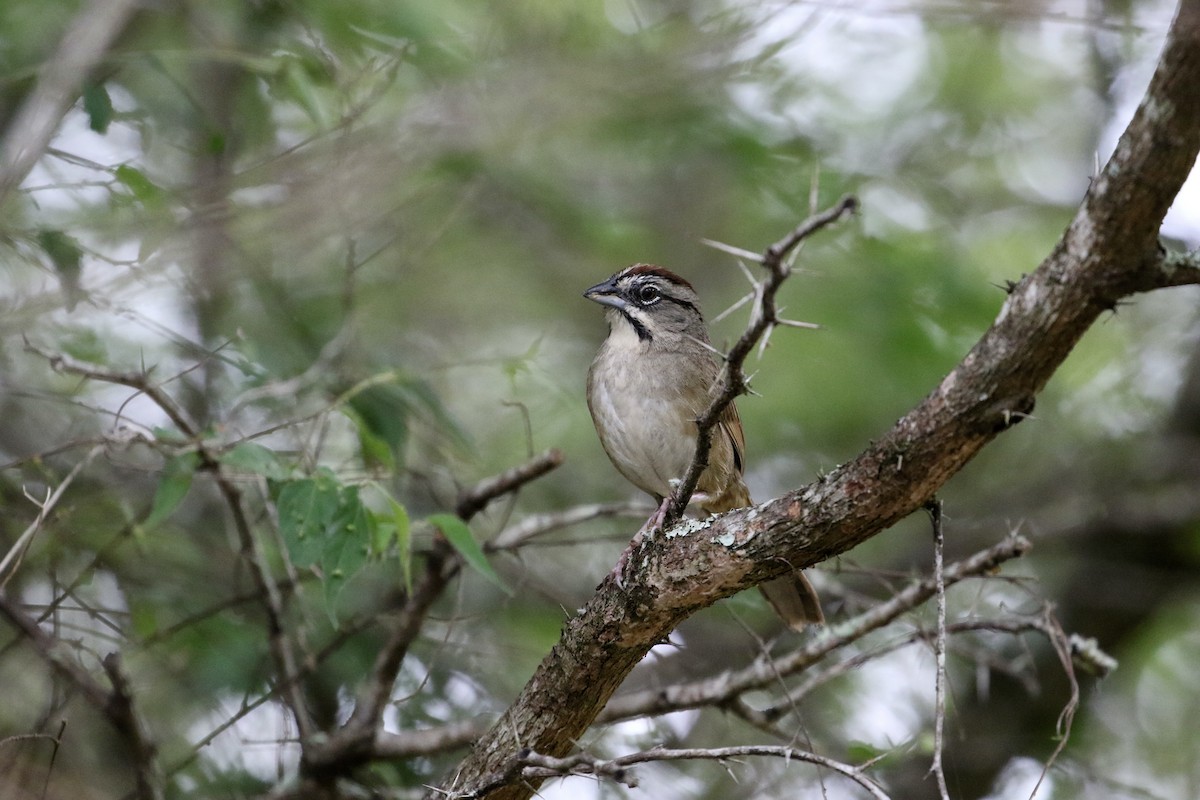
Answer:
0;595;163;798
101;652;164;800
757;617;1055;721
599;535;1030;724
488;501;654;552
361;537;1036;765
663;195;857;526
455;449;564;520
925;499;951;800
22;344;317;741
1027;610;1082;800
0;445;104;589
501;745;891;800
24;341;199;437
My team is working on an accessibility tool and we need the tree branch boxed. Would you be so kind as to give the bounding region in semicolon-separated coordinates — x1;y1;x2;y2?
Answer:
299;449;565;783
663;194;858;527
365;535;1031;763
432;4;1200;797
485;745;891;800
0;596;163;800
0;0;141;207
597;535;1031;724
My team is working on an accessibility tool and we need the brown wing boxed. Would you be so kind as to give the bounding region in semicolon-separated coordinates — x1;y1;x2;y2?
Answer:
719;401;746;476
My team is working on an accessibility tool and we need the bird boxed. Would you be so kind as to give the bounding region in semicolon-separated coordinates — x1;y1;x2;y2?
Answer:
584;263;823;630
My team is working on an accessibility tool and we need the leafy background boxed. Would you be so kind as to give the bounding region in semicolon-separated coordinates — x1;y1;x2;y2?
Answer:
1;0;1198;798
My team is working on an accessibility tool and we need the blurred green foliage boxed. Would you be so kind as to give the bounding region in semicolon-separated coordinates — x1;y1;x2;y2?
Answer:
0;1;1198;799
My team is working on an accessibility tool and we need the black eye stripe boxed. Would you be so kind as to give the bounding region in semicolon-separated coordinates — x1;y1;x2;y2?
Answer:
621;278;700;316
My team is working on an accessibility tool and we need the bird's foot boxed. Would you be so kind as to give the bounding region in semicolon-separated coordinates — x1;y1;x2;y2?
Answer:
611;498;671;588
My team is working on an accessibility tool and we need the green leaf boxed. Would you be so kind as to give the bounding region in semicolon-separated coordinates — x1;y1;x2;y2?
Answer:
347;384;410;467
145;452;199;528
346;407;395;471
37;229;84;308
59;327;107;364
219;442;290;480
321;488;371;624
114;165;165;209
276;477;340;567
386;498;412;593
152;427;188;445
129;603;158;639
428;513;509;595
82;82;113;133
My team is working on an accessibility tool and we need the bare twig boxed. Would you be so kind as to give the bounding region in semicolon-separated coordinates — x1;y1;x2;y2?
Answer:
663;195;858;526
488;501;655;552
926;499;951;800
362;536;1037;765
598;535;1031;724
22;343;317;741
455;449;564;520
756;616;1058;722
1028;610;1082;799
0;445;103;589
101;653;164;800
490;745;891;800
24;342;199;437
0;596;163;799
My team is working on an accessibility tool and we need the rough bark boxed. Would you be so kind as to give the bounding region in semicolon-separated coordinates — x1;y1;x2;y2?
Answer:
437;5;1200;798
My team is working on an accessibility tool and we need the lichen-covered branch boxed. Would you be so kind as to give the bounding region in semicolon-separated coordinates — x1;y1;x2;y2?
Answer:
432;4;1200;798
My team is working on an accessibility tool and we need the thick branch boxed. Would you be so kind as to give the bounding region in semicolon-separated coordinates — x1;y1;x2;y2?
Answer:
434;5;1200;798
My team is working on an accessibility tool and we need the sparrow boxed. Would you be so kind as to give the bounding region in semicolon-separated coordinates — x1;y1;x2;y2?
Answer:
585;264;823;629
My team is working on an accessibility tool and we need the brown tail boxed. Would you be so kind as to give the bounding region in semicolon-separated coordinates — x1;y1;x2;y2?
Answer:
702;478;824;631
759;570;824;631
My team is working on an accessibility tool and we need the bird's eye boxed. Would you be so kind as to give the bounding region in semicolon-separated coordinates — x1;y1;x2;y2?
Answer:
636;284;661;305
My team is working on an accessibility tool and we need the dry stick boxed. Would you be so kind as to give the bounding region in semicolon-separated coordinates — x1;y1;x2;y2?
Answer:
662;195;858;527
755;617;1063;723
493;746;891;800
25;342;197;436
598;535;1031;724
926;499;951;800
1028;610;1082;800
101;652;165;800
0;445;104;589
488;501;654;552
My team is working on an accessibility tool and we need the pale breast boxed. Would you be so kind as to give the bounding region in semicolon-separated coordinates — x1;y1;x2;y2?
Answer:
587;344;701;500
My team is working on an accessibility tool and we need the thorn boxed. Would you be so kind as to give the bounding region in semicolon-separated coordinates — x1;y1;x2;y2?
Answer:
776;317;820;330
712;290;754;324
735;258;758;287
700;238;763;263
756;323;775;360
684;334;727;360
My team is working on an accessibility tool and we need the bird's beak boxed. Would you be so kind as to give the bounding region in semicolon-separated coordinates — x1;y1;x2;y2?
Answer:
583;277;626;310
